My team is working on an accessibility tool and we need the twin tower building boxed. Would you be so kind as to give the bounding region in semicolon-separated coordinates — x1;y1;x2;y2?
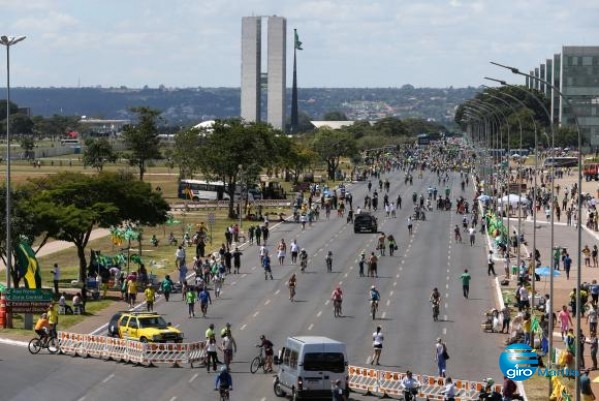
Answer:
240;16;288;131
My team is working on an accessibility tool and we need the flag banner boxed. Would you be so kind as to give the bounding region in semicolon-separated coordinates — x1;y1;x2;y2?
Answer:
294;30;303;50
14;241;42;289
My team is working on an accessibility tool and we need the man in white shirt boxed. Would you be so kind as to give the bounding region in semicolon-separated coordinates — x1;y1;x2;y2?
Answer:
290;240;300;264
468;227;475;246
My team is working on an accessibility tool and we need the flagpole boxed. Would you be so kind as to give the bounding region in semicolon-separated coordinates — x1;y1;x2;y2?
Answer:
290;29;299;134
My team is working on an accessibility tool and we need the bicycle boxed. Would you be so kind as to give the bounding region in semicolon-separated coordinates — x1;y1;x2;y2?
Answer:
432;301;440;322
333;299;342;317
250;346;268;374
218;387;230;401
371;300;378;320
28;333;59;355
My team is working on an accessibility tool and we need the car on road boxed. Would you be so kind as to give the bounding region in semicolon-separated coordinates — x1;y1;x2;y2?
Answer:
115;311;184;343
107;311;126;337
353;213;378;233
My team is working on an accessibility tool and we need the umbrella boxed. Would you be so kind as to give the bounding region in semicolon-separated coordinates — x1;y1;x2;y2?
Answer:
477;194;491;202
535;266;561;277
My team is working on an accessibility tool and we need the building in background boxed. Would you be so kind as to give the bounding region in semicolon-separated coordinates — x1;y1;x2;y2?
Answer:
527;46;599;147
240;16;287;131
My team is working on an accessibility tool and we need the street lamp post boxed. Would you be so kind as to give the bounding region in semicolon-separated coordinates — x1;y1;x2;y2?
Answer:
492;61;584;401
1;35;26;302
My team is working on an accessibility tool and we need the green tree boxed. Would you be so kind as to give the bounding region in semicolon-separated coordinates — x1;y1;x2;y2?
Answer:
9;113;34;135
311;128;358;179
82;138;117;171
0;184;53;287
20;136;35;159
122;107;163;181
23;172;169;281
32;114;81;140
372;117;407;137
323;111;348;121
196;119;278;218
172;127;203;178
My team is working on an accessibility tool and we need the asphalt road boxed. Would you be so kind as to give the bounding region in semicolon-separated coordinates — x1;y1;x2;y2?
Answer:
1;169;505;401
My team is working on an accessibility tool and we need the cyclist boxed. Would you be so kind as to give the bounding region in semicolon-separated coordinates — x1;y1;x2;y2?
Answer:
331;286;343;317
198;286;212;317
430;288;441;319
454;225;462;243
401;370;421;401
387;235;397;256
34;313;51;342
299;249;308;272
325;251;333;272
258;335;274;372
287;273;297;302
214;365;233;396
370;286;380;311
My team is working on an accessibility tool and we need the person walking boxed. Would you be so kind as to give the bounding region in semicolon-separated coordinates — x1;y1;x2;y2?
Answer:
358;251;366;277
144;283;155;312
407;216;413;235
371;326;384;365
287;273;297;302
51;263;60;296
434;338;449;378
160;274;174;302
186;285;196;318
587;332;598;371
558;305;574;339
459;269;471;299
564;253;572;280
232;247;243;274
487;250;496;276
580;368;596;401
468;226;475;246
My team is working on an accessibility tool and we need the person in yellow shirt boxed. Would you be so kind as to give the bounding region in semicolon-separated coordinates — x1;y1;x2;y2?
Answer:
127;278;138;308
144;284;155;312
34;313;51;339
46;303;59;338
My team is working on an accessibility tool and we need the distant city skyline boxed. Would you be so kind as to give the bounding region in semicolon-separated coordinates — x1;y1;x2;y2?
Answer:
0;0;598;89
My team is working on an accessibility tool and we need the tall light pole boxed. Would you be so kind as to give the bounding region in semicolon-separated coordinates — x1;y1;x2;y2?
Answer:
1;35;26;297
492;60;584;401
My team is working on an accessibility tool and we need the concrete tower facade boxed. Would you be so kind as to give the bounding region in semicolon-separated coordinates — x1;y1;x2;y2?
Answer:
240;16;287;130
240;16;261;123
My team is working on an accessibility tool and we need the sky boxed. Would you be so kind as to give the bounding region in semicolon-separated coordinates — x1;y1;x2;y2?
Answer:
0;0;598;89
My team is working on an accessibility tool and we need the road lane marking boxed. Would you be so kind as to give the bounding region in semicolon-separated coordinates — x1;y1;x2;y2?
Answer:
393;281;397;286
189;373;199;383
77;398;86;401
445;303;448;309
344;273;348;278
445;283;449;289
240;324;247;331
265;299;271;306
389;290;394;296
386;300;391;306
317;310;322;317
275;289;280;295
382;311;386;319
308;323;314;331
169;397;177;401
324;300;330;305
443;327;447;335
253;311;260;317
396;274;400;278
443;315;447;321
102;374;114;384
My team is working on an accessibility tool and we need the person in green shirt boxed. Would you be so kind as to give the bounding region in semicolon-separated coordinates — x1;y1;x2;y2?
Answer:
186;286;196;318
460;269;471;299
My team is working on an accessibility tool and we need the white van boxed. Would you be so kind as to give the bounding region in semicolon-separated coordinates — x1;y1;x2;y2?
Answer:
273;336;347;400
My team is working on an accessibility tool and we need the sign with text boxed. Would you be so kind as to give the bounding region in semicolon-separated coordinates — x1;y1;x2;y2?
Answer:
6;288;53;313
6;288;54;302
6;301;51;313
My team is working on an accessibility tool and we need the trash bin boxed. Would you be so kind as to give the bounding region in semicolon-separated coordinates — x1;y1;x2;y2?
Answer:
512;266;518;276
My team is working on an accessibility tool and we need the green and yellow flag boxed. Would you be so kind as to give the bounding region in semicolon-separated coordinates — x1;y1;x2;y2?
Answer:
294;29;303;51
14;241;42;289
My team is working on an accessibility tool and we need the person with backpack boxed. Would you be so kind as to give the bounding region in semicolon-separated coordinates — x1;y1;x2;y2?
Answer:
214;365;233;392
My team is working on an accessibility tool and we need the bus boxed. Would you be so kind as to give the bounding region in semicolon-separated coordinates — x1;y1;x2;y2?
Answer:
542;157;578;168
417;134;430;146
177;179;259;202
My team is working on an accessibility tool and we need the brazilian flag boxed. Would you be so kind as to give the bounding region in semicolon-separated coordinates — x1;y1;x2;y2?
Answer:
14;241;42;289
